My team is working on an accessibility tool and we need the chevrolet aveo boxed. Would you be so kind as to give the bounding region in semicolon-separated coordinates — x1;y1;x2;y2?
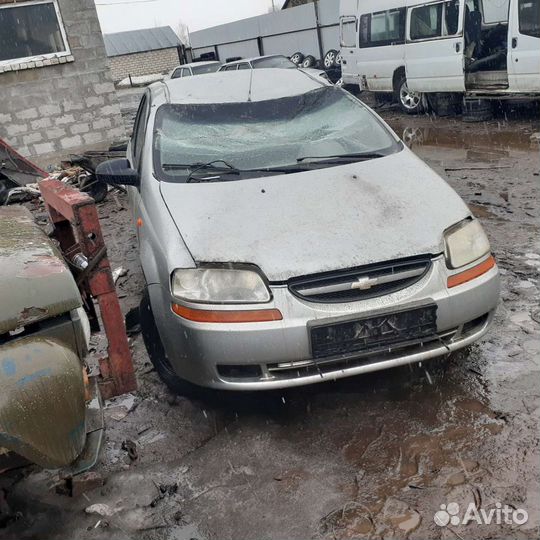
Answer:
97;69;500;393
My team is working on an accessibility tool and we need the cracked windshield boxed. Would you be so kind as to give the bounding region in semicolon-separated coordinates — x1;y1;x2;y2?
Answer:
0;0;538;539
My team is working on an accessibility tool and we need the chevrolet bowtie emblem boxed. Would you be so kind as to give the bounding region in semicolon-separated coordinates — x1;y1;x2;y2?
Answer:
351;276;378;290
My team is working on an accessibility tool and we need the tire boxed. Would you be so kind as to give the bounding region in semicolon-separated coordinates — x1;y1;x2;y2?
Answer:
395;75;424;115
428;93;460;117
140;290;199;396
334;51;343;67
462;98;493;122
301;55;316;68
323;49;338;70
290;52;304;65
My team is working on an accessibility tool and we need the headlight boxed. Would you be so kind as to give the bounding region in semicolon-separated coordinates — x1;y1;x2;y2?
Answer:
171;267;271;304
444;219;490;269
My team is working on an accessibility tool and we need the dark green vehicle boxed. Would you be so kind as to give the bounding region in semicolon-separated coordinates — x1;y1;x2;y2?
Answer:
0;206;100;470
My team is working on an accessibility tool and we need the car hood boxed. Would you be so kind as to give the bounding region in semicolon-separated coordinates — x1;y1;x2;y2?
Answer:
160;151;470;282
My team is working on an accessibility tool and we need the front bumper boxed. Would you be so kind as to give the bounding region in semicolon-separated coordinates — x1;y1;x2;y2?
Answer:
150;255;500;390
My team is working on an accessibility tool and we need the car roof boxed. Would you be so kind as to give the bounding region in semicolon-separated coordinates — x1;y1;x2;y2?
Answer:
222;54;286;66
175;61;221;69
152;68;328;106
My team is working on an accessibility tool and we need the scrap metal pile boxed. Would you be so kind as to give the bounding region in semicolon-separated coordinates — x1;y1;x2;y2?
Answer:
0;138;126;206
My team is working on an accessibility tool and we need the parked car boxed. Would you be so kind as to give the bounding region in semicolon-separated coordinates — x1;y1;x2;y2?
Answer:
169;61;222;79
97;68;500;393
218;54;329;80
339;0;540;113
0;206;97;469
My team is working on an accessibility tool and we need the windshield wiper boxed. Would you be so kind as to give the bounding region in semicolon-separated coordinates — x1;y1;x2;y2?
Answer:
162;160;241;183
296;152;387;163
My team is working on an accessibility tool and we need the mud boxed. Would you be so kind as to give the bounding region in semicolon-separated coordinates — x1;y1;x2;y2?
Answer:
1;97;539;540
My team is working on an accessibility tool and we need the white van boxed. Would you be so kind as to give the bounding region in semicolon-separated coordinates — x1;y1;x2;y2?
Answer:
339;0;540;113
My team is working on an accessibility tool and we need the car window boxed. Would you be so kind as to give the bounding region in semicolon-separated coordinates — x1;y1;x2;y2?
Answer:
519;0;540;37
237;63;251;70
223;65;238;71
192;63;221;74
170;68;182;79
153;87;401;183
132;94;149;169
181;68;192;77
252;56;296;69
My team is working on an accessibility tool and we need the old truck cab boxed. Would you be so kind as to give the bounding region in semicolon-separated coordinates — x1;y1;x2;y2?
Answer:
0;206;96;470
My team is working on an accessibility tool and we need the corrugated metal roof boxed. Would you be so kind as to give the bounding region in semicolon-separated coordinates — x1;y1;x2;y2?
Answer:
103;26;181;57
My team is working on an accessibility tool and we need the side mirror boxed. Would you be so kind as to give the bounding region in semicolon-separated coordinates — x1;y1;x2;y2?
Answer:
96;158;139;187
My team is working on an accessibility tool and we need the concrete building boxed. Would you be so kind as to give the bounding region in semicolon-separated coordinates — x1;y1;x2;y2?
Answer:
103;27;182;83
0;0;125;162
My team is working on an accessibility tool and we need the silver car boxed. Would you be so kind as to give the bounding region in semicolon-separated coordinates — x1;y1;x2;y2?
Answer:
97;68;500;392
218;54;328;80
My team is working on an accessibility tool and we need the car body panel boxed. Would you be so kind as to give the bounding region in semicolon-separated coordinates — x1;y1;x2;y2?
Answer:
0;338;86;468
159;149;470;282
0;206;82;335
160;68;330;105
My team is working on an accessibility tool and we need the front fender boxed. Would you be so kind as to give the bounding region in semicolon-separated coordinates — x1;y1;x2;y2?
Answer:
0;338;86;468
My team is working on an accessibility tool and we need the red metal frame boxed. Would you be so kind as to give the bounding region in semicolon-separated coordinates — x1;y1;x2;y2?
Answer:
39;178;136;399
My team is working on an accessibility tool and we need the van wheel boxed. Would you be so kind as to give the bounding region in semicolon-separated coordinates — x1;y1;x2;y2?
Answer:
290;52;304;65
334;52;343;67
396;76;423;114
140;290;199;396
462;98;493;122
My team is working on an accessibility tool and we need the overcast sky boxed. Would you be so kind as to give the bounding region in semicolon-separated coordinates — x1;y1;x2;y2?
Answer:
95;0;286;37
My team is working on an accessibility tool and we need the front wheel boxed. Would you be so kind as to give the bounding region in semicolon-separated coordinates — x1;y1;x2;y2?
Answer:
140;290;199;396
396;76;424;115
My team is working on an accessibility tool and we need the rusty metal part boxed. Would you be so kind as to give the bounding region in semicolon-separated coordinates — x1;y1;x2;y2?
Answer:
38;178;136;399
0;206;82;335
0;338;86;468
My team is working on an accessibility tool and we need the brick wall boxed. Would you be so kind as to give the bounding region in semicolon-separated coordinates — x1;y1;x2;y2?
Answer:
0;0;125;160
108;48;180;82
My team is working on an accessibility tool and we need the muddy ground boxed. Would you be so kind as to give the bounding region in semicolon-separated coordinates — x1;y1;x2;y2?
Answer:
1;95;539;540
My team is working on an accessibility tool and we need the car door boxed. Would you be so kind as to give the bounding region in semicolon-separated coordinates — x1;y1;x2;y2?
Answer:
508;0;540;91
405;0;466;91
339;0;360;84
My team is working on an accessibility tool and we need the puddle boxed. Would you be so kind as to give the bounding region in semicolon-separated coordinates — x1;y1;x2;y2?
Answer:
390;119;539;156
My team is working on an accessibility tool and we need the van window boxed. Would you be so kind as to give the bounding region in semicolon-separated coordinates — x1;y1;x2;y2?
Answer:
410;1;459;40
410;4;443;39
519;0;540;37
340;15;358;47
359;8;406;47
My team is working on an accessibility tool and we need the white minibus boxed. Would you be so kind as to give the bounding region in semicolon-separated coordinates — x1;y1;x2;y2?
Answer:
340;0;540;113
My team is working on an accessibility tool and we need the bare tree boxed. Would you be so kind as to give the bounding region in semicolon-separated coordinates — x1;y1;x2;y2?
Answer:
174;21;191;46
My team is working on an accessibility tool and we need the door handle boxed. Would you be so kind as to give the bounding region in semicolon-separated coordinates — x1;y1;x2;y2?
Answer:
512;37;518;48
455;43;461;53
